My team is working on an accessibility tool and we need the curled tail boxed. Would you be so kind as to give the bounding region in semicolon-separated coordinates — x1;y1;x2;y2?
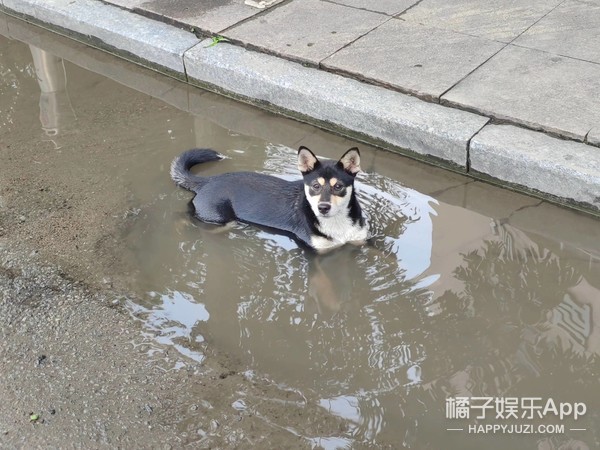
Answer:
170;148;223;191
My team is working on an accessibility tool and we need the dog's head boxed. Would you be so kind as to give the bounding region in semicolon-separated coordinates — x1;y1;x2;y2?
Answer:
298;146;361;218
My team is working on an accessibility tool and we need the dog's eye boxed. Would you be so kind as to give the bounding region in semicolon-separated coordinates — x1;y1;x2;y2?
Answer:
311;183;322;191
333;183;344;192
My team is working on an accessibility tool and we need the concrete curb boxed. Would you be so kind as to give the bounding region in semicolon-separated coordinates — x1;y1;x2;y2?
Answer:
184;39;490;167
1;0;599;215
471;125;600;212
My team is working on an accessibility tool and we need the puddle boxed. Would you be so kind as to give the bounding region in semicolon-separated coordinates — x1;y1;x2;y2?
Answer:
1;17;600;449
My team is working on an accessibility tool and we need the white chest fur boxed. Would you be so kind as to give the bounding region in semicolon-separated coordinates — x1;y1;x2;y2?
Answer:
311;214;368;251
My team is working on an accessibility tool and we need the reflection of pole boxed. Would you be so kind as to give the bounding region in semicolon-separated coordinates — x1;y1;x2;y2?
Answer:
29;46;74;148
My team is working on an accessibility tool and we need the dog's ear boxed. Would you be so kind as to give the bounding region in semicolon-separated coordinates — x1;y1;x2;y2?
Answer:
298;146;320;174
337;147;361;175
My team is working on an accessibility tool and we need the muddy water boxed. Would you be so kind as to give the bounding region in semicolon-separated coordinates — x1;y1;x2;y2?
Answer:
2;17;600;449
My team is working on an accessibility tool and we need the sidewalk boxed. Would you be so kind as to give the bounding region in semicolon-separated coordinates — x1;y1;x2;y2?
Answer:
1;0;599;215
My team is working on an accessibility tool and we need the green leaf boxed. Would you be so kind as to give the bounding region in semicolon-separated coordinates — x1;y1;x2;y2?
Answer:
205;35;230;48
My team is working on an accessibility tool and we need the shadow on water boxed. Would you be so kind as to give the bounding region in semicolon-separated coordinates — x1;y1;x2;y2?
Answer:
2;20;599;448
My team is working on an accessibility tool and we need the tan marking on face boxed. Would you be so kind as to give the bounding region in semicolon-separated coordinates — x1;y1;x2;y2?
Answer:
331;185;352;207
317;177;325;186
330;178;341;206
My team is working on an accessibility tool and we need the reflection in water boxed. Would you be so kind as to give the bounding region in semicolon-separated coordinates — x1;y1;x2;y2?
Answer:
412;220;600;449
128;290;209;363
29;46;76;148
126;144;600;448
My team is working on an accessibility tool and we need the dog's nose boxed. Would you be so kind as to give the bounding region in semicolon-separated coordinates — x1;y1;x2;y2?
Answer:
318;203;331;215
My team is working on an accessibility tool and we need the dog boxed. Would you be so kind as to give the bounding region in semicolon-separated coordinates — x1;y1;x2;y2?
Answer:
170;146;368;252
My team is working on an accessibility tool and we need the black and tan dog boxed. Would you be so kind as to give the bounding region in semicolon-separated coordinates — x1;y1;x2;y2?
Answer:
170;146;368;252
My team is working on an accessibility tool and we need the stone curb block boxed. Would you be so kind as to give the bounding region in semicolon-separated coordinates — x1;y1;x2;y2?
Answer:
471;125;600;212
1;0;200;77
184;40;490;167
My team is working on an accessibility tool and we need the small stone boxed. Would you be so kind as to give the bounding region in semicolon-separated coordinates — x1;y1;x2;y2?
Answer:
232;399;246;411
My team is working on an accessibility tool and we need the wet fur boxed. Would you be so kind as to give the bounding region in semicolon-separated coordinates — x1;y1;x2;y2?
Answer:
170;147;367;252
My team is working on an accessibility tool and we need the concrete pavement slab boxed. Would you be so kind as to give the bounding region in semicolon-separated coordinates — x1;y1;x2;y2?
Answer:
185;40;490;166
470;124;600;212
322;19;504;101
329;0;418;15
224;0;389;65
135;0;282;35
1;0;200;78
443;45;600;141
513;0;600;64
399;0;563;42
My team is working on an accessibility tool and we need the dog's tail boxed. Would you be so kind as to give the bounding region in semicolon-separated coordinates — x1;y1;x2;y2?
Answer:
170;148;223;191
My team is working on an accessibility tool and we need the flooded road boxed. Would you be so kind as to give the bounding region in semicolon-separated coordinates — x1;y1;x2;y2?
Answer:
1;15;599;449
